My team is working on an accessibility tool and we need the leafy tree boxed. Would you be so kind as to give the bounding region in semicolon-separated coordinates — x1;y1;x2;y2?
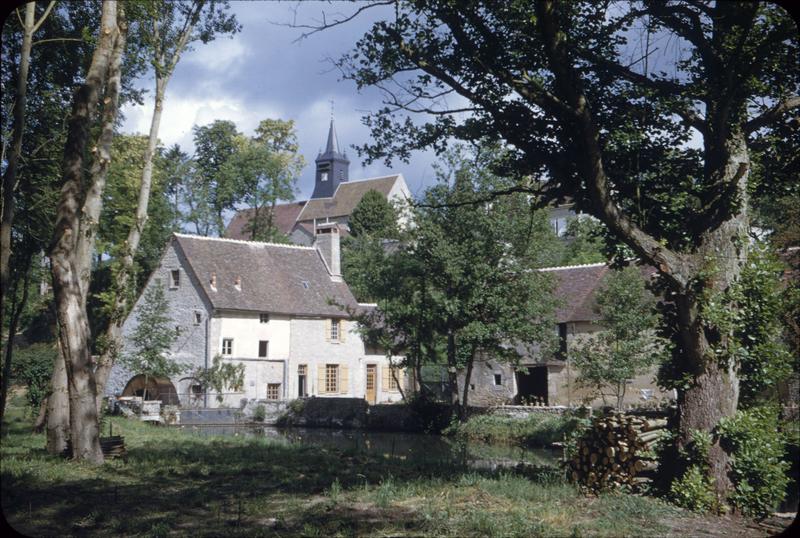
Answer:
570;266;665;411
349;189;398;238
561;216;607;266
219;119;303;242
319;0;798;500
119;284;184;401
354;146;558;418
89;135;179;342
188;120;241;236
193;354;245;404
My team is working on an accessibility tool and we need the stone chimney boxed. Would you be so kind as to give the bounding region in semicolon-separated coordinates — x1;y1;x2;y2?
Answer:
314;222;341;280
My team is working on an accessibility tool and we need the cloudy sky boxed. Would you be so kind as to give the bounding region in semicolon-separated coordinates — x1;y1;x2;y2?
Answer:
120;1;439;201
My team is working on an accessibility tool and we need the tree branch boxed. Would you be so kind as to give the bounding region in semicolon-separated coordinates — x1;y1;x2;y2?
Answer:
31;1;56;34
745;96;800;133
282;1;395;43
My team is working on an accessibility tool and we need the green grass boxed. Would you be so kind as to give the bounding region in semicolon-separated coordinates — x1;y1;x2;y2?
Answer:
446;412;584;447
0;399;734;537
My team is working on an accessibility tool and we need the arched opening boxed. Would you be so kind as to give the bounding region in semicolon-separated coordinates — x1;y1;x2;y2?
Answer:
121;375;180;405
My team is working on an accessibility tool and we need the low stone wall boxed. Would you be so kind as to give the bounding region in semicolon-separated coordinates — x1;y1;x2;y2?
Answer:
490;405;578;418
279;397;369;428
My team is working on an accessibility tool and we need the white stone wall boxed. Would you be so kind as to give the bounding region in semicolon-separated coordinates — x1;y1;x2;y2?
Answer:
287;317;405;402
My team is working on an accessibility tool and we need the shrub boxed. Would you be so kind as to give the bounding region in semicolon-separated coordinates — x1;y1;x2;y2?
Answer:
252;404;266;423
669;465;717;513
717;406;790;518
11;343;56;410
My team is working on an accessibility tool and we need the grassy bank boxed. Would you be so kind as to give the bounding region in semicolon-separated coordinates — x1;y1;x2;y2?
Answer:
1;399;774;537
446;412;586;448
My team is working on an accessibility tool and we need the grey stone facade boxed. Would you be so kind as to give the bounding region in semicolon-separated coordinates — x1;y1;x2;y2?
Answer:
106;241;213;405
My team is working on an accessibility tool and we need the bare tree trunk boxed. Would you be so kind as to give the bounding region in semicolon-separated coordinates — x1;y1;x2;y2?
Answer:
49;1;120;464
95;4;201;408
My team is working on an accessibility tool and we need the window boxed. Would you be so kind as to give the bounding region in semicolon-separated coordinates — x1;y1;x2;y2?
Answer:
557;323;568;359
325;364;339;393
494;373;502;386
170;269;180;288
260;313;270;324
387;369;399;391
383;366;402;392
222;338;233;356
267;383;280;400
297;365;307;398
321;172;328;182
194;312;202;325
258;340;269;358
330;319;340;341
175;325;181;336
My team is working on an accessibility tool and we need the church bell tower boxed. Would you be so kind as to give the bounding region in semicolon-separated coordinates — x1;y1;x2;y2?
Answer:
311;118;350;199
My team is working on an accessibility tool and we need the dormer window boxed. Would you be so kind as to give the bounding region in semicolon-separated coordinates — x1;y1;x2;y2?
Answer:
321;172;328;182
194;312;202;325
210;272;217;290
170;270;180;289
260;313;270;324
234;275;241;291
301;281;310;289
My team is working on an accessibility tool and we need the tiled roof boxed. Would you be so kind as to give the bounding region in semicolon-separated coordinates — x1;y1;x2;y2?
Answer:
224;201;307;240
297;175;400;221
173;234;357;317
542;262;657;322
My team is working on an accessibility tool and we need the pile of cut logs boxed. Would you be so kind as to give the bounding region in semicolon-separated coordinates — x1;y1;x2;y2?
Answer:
62;436;128;461
567;413;667;491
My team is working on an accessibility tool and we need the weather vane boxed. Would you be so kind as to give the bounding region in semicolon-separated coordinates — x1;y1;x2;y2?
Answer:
330;99;334;121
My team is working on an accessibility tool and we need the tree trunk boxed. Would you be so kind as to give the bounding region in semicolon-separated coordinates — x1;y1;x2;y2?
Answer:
1;3;36;372
459;348;476;421
94;0;203;406
33;395;47;433
48;1;120;464
672;131;749;501
0;251;32;427
46;343;69;454
446;329;460;415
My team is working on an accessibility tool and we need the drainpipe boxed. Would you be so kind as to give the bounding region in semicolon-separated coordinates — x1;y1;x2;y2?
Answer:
283;359;287;401
204;313;209;408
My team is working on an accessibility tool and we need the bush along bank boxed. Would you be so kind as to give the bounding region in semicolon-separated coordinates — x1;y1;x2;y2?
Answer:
445;411;589;448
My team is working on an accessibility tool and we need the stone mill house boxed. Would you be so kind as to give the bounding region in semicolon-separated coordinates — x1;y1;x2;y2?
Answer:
106;225;407;409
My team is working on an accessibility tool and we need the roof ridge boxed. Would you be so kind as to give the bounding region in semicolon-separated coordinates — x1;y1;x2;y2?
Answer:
174;233;315;250
538;261;608;272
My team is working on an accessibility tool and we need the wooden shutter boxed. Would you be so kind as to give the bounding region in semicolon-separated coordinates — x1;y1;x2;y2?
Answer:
324;319;331;342
381;365;389;392
340;320;346;342
317;364;326;394
339;365;349;394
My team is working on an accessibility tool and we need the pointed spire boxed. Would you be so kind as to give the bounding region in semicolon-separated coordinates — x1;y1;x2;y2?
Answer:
325;119;340;154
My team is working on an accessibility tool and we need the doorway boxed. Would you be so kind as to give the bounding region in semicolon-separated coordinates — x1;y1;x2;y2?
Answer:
515;366;548;405
365;364;377;404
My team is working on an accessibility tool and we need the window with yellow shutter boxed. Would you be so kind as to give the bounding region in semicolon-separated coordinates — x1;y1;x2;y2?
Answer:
325;364;339;393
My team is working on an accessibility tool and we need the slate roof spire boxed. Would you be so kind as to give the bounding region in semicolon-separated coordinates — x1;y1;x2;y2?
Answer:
312;113;350;199
325;119;340;154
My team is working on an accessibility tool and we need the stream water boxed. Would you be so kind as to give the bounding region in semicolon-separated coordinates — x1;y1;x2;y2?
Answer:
175;424;562;469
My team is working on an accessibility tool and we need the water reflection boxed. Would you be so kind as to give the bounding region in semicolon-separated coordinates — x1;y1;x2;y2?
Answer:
177;425;561;469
